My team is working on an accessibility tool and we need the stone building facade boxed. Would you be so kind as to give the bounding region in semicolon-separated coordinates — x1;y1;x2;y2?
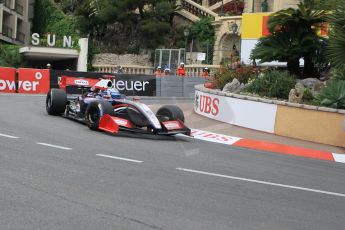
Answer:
0;0;34;45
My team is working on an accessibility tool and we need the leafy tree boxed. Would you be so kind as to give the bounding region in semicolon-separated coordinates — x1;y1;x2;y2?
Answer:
251;1;328;78
33;0;77;35
189;17;215;64
54;0;84;14
74;0;180;52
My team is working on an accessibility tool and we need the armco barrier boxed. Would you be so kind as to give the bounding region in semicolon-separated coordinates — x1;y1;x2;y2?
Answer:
194;84;345;147
50;70;157;96
1;67;207;97
52;71;207;97
0;67;16;93
156;76;207;98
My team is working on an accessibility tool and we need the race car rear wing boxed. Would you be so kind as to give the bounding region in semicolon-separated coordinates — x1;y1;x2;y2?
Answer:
58;76;100;91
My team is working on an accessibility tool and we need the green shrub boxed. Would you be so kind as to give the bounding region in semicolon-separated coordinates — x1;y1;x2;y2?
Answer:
330;67;345;81
0;44;25;68
315;80;345;109
246;70;296;99
302;87;314;103
213;65;259;89
213;70;233;90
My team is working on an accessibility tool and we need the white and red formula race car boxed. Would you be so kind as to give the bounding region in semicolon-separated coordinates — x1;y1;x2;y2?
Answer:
45;75;191;136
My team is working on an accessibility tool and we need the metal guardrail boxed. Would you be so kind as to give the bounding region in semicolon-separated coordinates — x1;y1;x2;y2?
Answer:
156;76;208;98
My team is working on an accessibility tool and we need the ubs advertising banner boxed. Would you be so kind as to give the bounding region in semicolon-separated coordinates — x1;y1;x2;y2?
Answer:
194;90;277;133
50;70;156;96
0;67;16;93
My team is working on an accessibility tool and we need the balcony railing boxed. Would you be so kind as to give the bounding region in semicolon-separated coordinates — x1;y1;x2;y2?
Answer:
209;0;222;7
15;2;23;15
17;31;25;43
2;25;13;38
181;0;217;19
191;0;202;5
92;64;220;77
93;65;154;75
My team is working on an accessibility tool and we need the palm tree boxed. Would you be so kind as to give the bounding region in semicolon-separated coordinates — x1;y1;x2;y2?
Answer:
251;1;328;78
328;2;345;69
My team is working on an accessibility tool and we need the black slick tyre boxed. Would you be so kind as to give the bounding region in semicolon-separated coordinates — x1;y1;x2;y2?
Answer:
156;105;185;123
85;100;114;130
46;88;67;115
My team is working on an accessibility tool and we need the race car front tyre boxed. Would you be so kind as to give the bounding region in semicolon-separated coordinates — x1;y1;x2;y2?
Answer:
46;89;67;115
156;105;185;123
85;100;115;130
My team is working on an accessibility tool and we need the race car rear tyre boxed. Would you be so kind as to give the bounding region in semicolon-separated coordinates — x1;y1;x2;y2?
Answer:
85;100;115;130
46;88;67;115
156;105;185;123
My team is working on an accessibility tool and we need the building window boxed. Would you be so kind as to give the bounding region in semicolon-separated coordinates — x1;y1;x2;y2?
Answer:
16;2;24;15
17;31;25;43
2;25;13;38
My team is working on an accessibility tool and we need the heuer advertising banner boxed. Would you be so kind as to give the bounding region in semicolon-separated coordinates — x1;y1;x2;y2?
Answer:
194;90;277;133
17;68;50;94
0;67;16;93
50;70;156;96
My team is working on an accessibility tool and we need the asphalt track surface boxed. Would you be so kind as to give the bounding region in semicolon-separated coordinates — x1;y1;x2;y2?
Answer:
0;94;344;230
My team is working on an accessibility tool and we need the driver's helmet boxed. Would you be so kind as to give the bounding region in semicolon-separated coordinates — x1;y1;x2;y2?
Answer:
106;88;122;99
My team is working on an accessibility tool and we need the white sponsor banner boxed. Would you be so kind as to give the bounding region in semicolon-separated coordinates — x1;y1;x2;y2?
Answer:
191;129;241;145
194;90;277;133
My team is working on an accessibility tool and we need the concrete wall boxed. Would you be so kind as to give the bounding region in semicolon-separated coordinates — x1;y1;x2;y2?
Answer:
275;106;345;147
195;85;345;147
93;53;152;67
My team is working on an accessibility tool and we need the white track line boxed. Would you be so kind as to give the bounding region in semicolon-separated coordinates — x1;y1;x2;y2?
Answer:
0;133;19;139
96;154;143;163
176;168;345;198
36;142;72;150
333;153;345;163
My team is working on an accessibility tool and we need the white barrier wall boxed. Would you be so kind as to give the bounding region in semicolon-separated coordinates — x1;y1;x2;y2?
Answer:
194;90;277;133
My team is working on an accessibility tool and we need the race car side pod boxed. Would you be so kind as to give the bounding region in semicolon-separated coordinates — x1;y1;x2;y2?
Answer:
98;114;120;133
